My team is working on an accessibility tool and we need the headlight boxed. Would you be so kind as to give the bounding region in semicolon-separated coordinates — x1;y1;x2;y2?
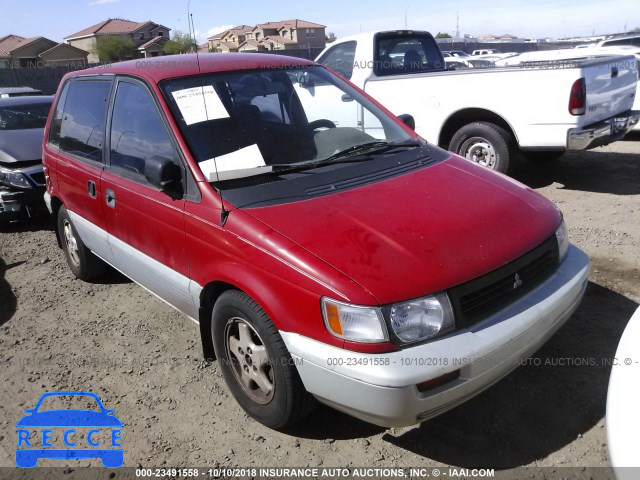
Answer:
321;298;388;343
390;292;455;343
555;220;569;262
0;170;31;189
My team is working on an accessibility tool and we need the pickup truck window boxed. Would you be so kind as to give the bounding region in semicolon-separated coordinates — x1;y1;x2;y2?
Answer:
374;33;444;76
316;41;357;79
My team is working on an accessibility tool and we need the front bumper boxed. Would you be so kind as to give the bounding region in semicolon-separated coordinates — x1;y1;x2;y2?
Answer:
567;110;640;150
282;245;589;427
0;186;46;221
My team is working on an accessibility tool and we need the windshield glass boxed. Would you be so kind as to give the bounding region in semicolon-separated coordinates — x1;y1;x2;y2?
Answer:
160;66;416;183
0;102;51;130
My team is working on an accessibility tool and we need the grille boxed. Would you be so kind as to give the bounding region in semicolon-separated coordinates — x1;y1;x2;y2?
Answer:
449;235;559;328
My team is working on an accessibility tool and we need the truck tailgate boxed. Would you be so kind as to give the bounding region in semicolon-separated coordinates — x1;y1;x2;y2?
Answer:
582;55;637;125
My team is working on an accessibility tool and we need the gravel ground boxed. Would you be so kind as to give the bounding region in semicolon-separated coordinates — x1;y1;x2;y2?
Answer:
1;136;638;479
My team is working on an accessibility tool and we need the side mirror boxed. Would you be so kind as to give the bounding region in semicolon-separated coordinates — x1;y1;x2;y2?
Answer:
397;114;415;131
144;155;182;196
297;71;314;88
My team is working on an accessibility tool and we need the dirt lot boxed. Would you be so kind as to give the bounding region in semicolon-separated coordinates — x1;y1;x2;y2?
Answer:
1;136;639;478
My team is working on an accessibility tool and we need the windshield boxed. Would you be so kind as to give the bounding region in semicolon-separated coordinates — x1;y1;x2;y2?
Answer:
0;102;51;130
160;66;416;183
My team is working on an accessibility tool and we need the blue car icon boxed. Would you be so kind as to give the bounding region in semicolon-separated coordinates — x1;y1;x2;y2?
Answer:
16;391;123;468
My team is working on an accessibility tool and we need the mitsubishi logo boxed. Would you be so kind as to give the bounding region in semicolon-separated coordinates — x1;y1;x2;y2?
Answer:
513;273;523;290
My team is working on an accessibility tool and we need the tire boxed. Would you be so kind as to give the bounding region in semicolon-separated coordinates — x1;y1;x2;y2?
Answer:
449;121;514;173
57;206;106;281
212;290;316;429
522;151;564;162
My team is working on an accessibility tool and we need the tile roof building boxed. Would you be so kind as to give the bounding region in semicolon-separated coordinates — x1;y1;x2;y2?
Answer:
65;18;171;62
0;34;88;68
207;19;326;53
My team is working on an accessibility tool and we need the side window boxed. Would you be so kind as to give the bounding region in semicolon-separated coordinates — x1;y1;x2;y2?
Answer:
48;81;70;146
317;41;357;79
109;80;176;182
59;80;111;162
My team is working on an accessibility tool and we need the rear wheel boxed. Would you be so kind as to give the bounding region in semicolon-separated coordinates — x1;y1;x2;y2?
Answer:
57;206;106;280
449;121;514;174
212;290;316;429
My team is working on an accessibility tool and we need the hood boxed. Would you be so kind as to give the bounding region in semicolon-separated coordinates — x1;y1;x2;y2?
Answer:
245;156;560;304
0;128;44;164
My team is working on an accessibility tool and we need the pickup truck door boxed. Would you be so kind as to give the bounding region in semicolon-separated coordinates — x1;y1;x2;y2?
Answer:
302;41;361;131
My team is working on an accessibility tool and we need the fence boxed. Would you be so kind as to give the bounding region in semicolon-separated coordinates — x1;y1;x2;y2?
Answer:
0;66;86;94
435;40;586;55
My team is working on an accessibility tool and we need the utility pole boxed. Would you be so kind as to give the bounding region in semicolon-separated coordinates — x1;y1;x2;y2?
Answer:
456;11;460;38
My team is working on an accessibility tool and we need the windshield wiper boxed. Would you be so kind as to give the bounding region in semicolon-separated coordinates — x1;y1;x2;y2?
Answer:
224;141;422;177
274;141;421;171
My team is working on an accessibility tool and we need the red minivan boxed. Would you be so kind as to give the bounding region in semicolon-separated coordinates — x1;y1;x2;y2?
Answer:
43;54;589;429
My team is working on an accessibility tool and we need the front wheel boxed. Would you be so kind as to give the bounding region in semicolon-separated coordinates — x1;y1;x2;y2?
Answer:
57;206;106;281
449;121;514;174
211;290;316;429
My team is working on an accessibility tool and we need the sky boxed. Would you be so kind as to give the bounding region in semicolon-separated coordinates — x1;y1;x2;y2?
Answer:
0;0;638;44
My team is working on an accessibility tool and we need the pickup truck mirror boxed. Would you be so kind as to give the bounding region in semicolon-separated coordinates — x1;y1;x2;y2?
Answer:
297;71;314;88
144;155;182;197
397;114;415;131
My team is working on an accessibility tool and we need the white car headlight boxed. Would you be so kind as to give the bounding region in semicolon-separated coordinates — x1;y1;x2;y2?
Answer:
555;220;569;262
389;292;455;343
321;298;388;343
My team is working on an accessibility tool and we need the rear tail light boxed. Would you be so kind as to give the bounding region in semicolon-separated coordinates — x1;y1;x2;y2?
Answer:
569;78;586;115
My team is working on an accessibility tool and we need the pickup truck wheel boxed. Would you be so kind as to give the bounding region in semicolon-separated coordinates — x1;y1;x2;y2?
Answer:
57;206;106;281
212;290;316;429
449;122;512;173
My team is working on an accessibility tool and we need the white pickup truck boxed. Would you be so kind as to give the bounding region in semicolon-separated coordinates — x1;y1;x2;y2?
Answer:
312;30;639;173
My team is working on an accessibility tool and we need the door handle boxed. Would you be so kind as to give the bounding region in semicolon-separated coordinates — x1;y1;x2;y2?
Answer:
87;180;96;199
105;188;116;208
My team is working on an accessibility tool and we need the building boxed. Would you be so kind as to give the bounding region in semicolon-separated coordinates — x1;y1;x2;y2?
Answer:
65;18;171;62
0;35;88;68
208;19;326;53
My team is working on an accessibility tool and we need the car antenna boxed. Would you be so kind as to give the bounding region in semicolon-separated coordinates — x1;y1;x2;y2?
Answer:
190;8;230;226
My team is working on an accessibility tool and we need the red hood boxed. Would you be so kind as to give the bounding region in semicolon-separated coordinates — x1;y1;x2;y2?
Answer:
245;156;560;304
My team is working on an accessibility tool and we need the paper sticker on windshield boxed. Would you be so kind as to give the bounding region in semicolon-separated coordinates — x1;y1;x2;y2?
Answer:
200;144;268;182
172;86;229;125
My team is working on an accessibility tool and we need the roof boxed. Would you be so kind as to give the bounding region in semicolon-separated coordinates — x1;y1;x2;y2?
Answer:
76;53;313;83
38;43;89;58
65;19;168;40
239;39;263;48
137;36;168;50
208;25;253;40
214;41;239;50
0;35;26;56
264;35;297;45
256;19;326;30
0;35;59;58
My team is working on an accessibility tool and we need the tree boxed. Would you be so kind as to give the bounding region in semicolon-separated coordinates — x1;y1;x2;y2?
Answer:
435;32;452;39
164;30;194;55
326;32;337;43
633;27;640;33
93;36;136;62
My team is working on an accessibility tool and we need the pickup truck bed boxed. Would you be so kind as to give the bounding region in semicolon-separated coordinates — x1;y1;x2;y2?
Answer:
315;31;639;173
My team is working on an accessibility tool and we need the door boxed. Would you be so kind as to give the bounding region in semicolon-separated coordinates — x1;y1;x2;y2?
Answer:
51;78;113;263
101;78;195;318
